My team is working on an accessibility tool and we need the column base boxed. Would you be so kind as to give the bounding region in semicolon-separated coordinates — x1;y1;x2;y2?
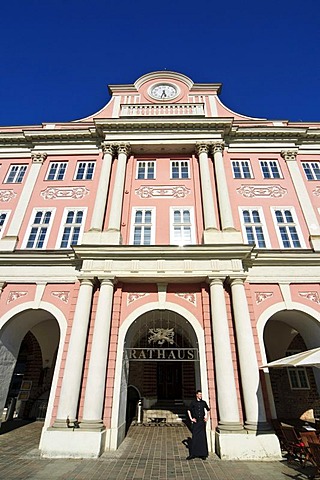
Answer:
214;430;282;460
82;230;121;245
80;419;104;431
40;427;107;458
0;235;18;251
310;235;320;252
217;421;244;432
203;229;243;245
245;421;272;431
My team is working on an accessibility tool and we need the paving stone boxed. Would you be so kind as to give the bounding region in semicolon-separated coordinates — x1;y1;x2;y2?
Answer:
0;420;315;479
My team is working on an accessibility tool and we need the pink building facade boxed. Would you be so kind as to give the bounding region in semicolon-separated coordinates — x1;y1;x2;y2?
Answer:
0;71;319;459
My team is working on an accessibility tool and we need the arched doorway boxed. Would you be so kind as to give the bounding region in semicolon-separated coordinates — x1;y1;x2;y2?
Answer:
263;309;320;422
0;309;60;428
124;309;199;422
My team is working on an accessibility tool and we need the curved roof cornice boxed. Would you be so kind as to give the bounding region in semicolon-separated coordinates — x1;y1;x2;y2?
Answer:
134;70;194;89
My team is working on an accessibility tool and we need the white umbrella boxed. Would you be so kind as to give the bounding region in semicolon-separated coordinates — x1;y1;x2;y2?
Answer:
261;347;320;369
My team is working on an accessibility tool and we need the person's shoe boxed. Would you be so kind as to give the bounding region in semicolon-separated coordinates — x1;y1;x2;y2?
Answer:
186;455;195;460
200;456;207;460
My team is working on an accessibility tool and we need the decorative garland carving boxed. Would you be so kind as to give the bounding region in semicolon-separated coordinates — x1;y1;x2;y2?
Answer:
299;291;320;304
7;291;28;303
237;184;287;198
51;291;70;303
127;292;150;305
255;292;273;305
0;190;17;202
135;185;191;199
175;293;196;305
41;186;89;200
312;186;320;197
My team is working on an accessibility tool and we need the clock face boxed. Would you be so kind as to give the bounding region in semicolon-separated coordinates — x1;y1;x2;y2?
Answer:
150;83;178;100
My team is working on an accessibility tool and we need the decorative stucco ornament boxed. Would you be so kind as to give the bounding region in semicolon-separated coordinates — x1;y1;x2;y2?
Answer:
148;328;175;345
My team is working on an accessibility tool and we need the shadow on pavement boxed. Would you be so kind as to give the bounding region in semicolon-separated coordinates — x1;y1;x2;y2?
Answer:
0;419;36;435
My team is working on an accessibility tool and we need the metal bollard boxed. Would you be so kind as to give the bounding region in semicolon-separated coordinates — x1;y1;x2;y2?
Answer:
137;398;143;424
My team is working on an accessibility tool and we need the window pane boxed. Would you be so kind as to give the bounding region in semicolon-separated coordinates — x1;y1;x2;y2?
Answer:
135;211;143;223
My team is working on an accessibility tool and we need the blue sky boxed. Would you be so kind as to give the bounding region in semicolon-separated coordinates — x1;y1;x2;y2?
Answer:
0;0;319;125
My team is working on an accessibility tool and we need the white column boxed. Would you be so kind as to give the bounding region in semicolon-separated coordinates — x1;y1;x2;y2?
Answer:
54;279;94;426
230;278;270;430
1;152;47;250
89;143;114;231
196;143;218;231
281;149;320;251
107;143;130;232
82;279;114;428
209;278;242;430
211;142;236;231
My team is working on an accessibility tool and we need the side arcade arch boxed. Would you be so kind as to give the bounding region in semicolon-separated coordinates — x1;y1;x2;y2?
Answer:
257;302;320;421
109;301;209;451
0;301;67;439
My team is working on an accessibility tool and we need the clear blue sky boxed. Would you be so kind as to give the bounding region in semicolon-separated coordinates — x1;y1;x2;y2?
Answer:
1;0;319;126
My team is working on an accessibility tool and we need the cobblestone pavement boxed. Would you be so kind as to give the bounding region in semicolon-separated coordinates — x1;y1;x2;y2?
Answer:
0;420;316;479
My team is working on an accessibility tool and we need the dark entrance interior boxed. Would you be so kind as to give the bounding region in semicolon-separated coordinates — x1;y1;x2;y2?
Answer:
157;363;182;399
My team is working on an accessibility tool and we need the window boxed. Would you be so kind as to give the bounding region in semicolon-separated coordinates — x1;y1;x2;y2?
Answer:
131;208;154;245
137;161;155;179
5;164;27;183
231;160;253;179
46;162;67;181
171;160;190;179
0;211;9;239
74;161;95;180
171;208;195;245
302;162;320;181
24;210;54;249
286;351;310;390
260;160;282;179
240;208;268;248
58;209;86;248
272;208;303;248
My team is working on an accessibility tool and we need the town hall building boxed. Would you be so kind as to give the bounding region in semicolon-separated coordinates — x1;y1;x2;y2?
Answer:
0;71;319;460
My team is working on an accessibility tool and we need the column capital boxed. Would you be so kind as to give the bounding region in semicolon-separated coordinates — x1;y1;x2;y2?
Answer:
208;276;225;286
31;151;47;164
227;276;247;287
79;278;95;287
101;142;115;156
281;149;298;162
115;143;131;156
98;278;115;287
211;141;225;154
195;142;210;155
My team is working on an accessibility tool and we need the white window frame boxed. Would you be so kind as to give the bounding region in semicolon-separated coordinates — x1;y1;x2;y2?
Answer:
271;207;305;248
136;161;156;180
170;207;195;246
0;211;10;239
56;208;87;249
286;350;310;390
74;161;96;180
302;162;320;181
239;207;270;248
259;160;282;179
130;207;155;245
170;160;190;179
22;208;55;249
46;162;68;181
231;160;253;179
4;164;28;184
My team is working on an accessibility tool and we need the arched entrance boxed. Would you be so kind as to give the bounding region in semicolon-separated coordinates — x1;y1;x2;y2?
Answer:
263;309;320;422
125;310;199;409
110;304;208;450
0;309;60;429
